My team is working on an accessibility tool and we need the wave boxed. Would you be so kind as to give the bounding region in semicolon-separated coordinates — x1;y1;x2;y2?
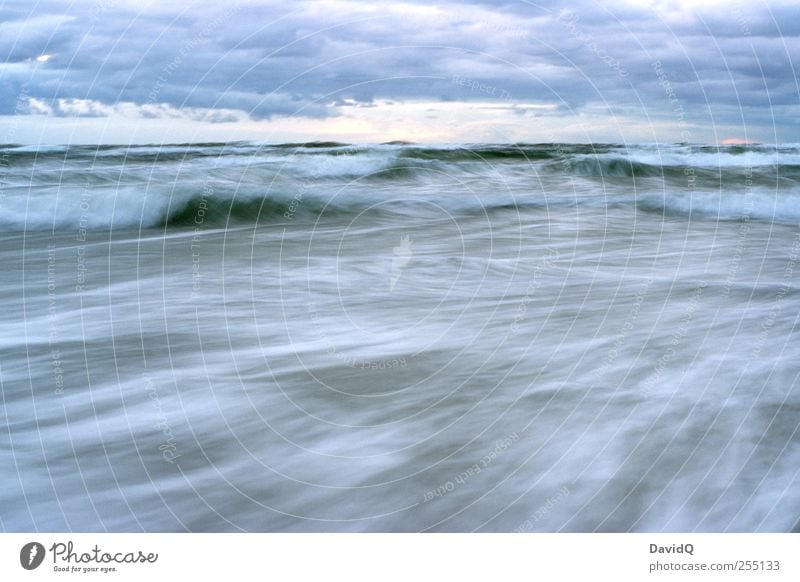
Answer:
2;142;800;231
3;142;799;173
4;185;797;232
165;191;365;227
636;189;800;221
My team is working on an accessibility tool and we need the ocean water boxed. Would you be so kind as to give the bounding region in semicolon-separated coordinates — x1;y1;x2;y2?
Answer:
1;142;798;532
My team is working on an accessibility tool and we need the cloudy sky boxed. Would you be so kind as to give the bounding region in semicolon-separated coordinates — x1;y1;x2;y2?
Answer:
0;0;797;144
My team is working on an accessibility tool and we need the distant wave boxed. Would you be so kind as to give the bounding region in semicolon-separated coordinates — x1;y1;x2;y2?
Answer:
2;142;799;231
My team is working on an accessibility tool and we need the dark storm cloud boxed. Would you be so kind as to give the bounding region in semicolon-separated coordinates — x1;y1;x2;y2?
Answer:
0;0;797;139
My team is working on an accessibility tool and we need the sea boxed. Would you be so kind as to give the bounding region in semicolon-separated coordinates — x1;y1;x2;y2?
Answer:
1;142;798;532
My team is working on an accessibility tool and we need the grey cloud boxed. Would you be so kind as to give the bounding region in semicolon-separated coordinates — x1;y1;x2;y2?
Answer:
1;0;797;141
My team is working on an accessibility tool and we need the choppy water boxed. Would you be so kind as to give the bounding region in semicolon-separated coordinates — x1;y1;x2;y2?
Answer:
1;142;798;531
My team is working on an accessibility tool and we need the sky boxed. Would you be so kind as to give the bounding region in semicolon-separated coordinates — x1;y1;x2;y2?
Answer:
0;0;797;144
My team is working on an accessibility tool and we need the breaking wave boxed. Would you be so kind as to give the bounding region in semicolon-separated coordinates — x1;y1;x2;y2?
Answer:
2;142;799;230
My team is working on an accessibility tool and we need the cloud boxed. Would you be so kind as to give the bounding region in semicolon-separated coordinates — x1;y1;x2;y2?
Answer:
23;96;252;123
0;13;75;63
0;0;797;142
